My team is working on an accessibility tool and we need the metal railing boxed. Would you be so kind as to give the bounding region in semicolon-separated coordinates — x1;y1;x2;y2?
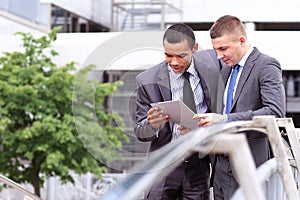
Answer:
231;158;300;200
232;118;300;200
0;174;41;200
99;116;300;200
111;0;183;31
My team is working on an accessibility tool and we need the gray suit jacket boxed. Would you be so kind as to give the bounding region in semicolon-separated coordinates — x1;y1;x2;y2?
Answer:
217;47;286;165
134;50;221;152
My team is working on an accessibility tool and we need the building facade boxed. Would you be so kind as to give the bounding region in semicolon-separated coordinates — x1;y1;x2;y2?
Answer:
1;0;300;175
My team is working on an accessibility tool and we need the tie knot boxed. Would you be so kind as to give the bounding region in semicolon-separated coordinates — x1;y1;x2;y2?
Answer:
182;71;190;80
233;64;241;71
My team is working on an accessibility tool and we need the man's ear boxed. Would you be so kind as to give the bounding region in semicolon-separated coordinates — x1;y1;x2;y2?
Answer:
239;36;246;45
192;43;199;53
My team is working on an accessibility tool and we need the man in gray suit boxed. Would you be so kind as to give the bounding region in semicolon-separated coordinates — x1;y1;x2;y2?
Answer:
194;15;286;200
134;24;220;199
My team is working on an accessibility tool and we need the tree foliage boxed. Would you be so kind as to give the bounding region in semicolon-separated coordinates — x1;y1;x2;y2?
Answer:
0;28;128;196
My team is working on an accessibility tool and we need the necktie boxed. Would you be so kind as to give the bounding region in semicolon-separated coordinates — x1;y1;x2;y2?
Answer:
225;64;241;114
182;71;197;113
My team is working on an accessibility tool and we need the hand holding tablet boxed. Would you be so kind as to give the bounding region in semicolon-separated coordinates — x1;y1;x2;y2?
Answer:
150;100;198;130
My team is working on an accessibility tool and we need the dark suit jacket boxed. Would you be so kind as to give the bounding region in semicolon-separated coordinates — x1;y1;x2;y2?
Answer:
134;50;221;153
217;47;286;166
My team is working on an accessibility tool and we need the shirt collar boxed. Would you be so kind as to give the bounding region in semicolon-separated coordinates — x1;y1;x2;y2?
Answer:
167;57;196;79
186;58;196;76
238;46;254;66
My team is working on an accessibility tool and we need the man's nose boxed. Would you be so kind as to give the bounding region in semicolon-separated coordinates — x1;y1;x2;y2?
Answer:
217;53;224;59
170;57;179;65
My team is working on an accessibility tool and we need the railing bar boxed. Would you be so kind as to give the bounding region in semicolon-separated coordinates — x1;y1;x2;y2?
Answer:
0;174;40;200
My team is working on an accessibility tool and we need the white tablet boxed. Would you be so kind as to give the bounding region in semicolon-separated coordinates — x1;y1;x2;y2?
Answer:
150;100;198;130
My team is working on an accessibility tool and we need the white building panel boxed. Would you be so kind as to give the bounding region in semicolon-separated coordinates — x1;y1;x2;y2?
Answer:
182;0;300;22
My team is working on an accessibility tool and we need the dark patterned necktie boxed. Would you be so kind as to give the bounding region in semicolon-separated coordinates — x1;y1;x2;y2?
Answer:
182;71;197;113
225;64;241;114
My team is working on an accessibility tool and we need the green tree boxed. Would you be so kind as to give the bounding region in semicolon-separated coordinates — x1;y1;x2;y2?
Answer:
0;28;128;196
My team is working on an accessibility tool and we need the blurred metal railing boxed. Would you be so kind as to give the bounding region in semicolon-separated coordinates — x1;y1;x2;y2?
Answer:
251;116;299;200
231;158;300;200
0;174;41;200
99;116;300;200
232;118;300;200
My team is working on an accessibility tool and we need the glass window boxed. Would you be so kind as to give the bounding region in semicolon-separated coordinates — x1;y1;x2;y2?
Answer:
0;0;7;9
8;0;39;21
39;3;50;27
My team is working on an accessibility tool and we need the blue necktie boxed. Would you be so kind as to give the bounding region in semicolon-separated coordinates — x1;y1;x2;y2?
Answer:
225;64;241;114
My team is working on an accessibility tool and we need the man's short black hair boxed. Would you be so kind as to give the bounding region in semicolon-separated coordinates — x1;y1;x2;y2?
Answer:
163;23;196;49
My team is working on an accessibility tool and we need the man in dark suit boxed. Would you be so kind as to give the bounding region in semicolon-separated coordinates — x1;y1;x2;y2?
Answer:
134;24;220;199
194;15;286;200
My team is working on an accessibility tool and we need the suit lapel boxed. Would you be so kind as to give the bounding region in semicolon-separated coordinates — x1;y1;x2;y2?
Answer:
157;62;172;101
194;55;213;111
195;57;209;83
218;67;231;113
232;48;259;109
222;67;231;85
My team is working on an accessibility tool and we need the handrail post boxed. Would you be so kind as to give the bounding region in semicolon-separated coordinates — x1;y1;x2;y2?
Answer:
211;133;265;200
252;116;299;200
276;118;300;175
